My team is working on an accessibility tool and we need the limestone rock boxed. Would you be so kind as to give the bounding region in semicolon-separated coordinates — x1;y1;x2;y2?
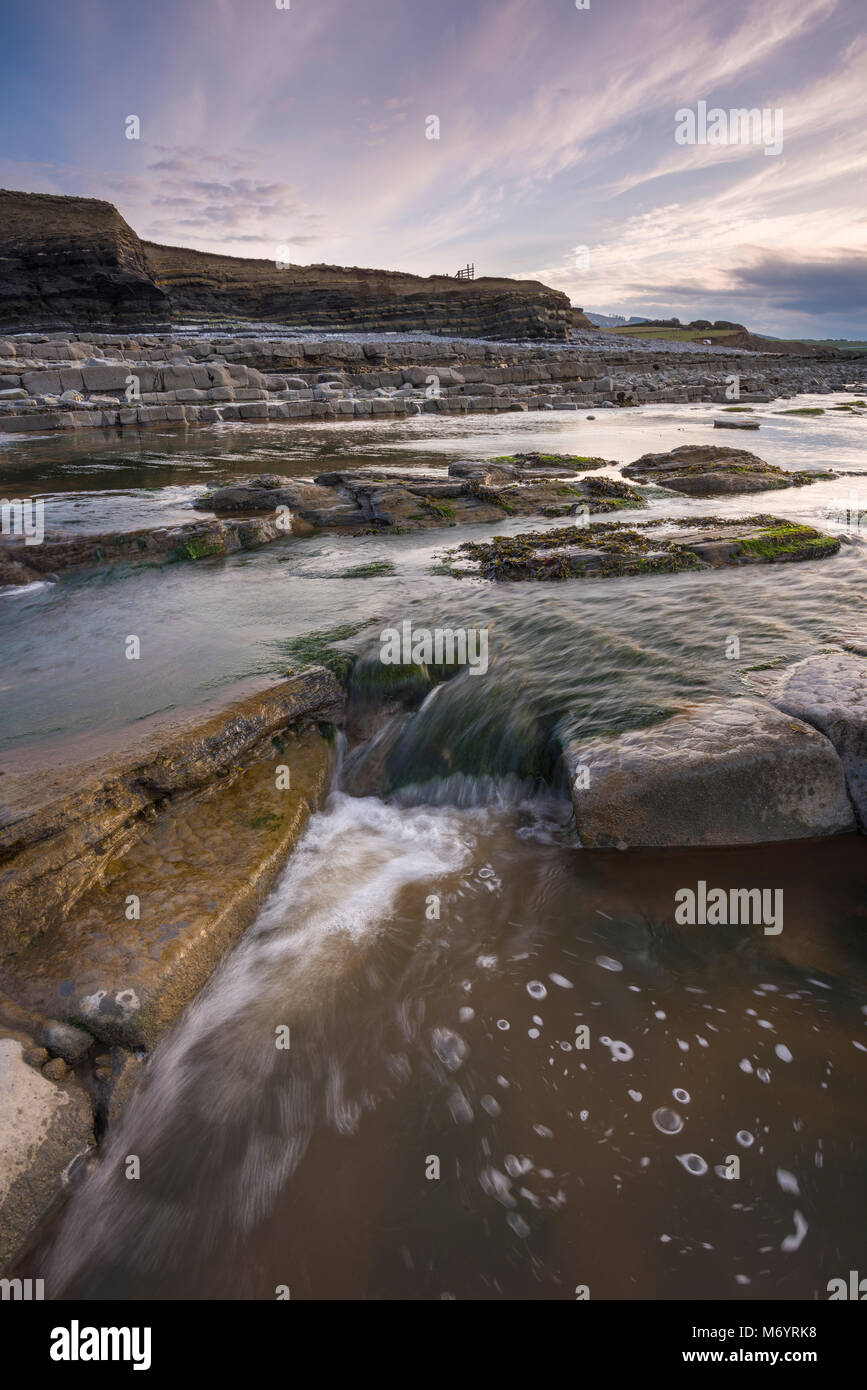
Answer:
0;1037;93;1271
0;668;345;953
566;697;855;848
0;190;168;333
622;445;823;497
766;652;867;829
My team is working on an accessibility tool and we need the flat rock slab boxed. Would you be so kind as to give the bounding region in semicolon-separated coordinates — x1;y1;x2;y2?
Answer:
194;464;642;532
1;731;333;1050
622;445;827;497
0;514;284;586
0;1037;93;1271
0;667;344;951
566;697;855;848
448;452;610;482
766;652;867;829
450;515;840;581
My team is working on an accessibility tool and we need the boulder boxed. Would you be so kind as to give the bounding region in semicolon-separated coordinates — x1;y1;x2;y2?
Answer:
622;445;821;497
766;652;867;829
20;370;62;395
39;1020;93;1065
0;1037;93;1271
566;697;854;848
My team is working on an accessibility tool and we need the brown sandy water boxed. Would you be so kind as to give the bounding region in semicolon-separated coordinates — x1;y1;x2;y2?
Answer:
37;783;867;1301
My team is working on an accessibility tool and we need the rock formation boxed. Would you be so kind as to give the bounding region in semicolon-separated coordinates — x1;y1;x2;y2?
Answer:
0;189;572;339
449;516;841;580
621;444;831;496
0;190;169;332
143;240;573;339
565;697;855;848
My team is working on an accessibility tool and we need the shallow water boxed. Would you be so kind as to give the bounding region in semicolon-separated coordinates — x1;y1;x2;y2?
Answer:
2;395;867;769
4;396;867;1300
40;789;867;1300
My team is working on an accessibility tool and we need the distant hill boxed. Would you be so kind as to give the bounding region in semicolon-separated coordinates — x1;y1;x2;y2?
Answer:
585;311;648;328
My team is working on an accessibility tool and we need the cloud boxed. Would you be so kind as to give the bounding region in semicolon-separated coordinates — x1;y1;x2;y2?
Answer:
729;253;867;314
1;0;864;332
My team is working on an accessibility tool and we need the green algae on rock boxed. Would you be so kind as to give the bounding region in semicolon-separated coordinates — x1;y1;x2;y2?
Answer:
0;731;334;1051
193;463;644;538
0;668;345;953
447;515;841;582
621;444;831;497
486;451;609;471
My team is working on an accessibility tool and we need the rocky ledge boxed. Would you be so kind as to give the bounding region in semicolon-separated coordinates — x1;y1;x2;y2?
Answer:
194;456;643;534
0;667;343;1271
0;514;285;588
1;329;863;439
621;444;832;497
448;516;841;581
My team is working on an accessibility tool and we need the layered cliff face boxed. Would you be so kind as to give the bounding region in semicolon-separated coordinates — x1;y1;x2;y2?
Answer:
142;242;572;339
0;190;573;339
0;191;170;332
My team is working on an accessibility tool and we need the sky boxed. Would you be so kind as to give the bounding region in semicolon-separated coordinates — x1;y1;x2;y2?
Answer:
1;0;865;338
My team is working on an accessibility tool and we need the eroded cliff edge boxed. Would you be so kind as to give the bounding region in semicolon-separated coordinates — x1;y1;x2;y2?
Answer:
0;189;573;339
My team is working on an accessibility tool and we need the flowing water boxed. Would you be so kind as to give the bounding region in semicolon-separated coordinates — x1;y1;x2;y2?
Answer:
3;396;867;1300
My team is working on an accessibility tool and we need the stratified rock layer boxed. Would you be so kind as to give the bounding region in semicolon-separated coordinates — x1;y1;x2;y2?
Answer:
144;240;573;339
0;189;571;338
0;668;344;949
0;191;169;331
2;731;334;1050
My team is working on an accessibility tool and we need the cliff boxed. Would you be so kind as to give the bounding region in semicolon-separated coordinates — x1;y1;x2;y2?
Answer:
0;189;572;340
0;190;169;332
142;243;572;339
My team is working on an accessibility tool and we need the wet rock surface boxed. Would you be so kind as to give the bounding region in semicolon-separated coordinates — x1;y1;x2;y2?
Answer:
2;731;334;1050
765;652;867;829
621;444;831;497
194;458;644;535
565;696;856;848
0;676;339;1269
0;513;286;586
0;1036;93;1272
449;515;841;581
0;667;344;950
